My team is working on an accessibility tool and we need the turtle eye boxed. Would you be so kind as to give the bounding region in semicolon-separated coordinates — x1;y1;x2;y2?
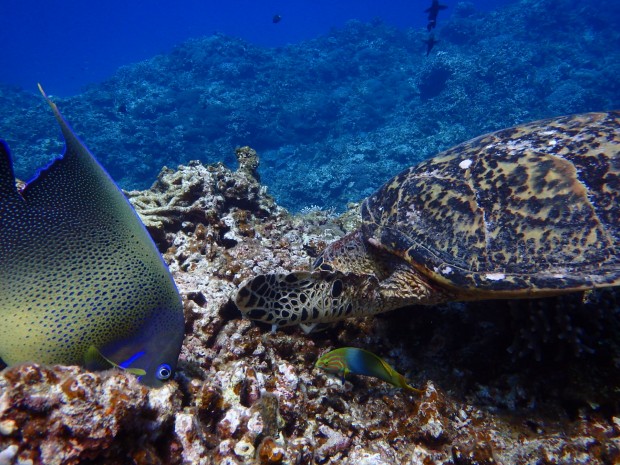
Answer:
156;364;173;381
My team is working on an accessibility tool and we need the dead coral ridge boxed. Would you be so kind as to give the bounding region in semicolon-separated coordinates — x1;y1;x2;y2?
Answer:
126;146;278;242
1;148;619;464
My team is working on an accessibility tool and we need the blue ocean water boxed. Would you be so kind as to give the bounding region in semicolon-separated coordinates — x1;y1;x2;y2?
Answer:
1;0;619;211
2;0;513;96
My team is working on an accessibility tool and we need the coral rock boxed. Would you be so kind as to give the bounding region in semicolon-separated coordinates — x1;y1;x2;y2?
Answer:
1;155;618;465
0;364;181;465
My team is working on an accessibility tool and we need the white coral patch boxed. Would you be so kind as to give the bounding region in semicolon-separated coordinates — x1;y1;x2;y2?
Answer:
459;159;473;169
0;420;17;435
485;272;506;281
434;265;453;275
0;445;18;465
219;408;242;436
247;411;264;436
233;440;255;460
277;362;299;390
405;206;422;224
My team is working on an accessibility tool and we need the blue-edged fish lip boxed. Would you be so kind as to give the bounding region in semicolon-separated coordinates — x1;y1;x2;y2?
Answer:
118;350;146;369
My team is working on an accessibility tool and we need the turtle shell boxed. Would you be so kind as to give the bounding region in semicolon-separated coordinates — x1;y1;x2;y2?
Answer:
361;112;620;297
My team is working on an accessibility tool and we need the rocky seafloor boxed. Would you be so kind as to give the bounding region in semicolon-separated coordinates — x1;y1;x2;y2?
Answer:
1;150;619;465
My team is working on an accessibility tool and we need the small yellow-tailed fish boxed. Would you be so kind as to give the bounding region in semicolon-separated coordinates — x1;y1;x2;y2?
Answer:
0;85;185;387
315;347;423;394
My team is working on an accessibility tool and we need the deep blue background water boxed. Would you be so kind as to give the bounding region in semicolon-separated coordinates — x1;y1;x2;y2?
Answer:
2;0;514;96
1;0;619;211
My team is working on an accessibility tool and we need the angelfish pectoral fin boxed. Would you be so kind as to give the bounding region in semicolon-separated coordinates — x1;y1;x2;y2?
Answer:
84;345;147;376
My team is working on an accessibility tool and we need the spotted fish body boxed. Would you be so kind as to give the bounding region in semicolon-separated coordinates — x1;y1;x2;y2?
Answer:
315;347;423;393
0;87;184;387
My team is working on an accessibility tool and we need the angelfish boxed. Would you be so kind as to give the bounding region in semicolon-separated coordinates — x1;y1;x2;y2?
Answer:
0;86;185;387
315;347;423;394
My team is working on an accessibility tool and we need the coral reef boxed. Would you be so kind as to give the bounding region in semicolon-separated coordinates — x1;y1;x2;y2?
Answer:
1;153;618;464
1;0;619;210
0;364;181;465
1;0;619;461
124;146;280;248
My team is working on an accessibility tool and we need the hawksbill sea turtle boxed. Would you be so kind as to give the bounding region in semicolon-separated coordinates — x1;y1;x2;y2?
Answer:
235;112;620;332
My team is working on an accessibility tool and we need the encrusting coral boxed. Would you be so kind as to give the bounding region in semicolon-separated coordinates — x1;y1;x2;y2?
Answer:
1;148;619;464
0;364;181;465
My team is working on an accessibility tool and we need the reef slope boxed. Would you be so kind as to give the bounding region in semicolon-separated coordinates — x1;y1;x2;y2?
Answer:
1;152;618;464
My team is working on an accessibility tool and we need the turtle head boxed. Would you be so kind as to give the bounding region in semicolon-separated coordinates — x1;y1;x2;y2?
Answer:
235;270;378;330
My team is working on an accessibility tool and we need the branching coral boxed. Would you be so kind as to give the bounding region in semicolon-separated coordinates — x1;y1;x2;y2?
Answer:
125;147;282;251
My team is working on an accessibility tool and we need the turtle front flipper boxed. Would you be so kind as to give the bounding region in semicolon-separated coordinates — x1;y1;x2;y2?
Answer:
235;271;384;330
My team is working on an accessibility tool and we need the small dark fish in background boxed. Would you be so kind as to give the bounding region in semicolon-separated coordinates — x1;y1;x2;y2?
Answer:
425;0;447;31
272;14;282;24
423;33;439;56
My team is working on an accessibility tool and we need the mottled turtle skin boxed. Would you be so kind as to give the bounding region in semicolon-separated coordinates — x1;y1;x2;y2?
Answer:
236;112;620;330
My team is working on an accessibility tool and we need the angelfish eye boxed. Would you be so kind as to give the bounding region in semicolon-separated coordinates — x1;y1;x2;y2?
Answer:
156;363;173;381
